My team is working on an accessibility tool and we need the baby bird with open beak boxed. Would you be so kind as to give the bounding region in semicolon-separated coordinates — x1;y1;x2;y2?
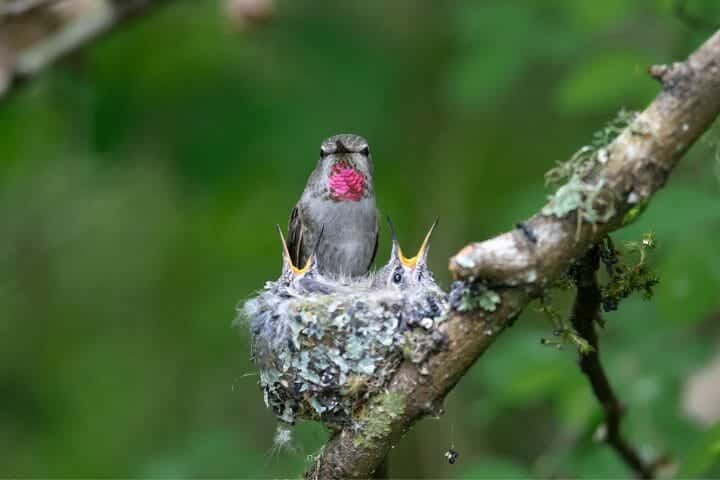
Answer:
276;225;334;295
374;217;439;290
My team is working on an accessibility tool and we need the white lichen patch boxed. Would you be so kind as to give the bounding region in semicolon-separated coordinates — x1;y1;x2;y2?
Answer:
542;172;615;240
542;110;638;234
477;289;502;312
449;281;501;313
453;254;476;270
525;269;537;283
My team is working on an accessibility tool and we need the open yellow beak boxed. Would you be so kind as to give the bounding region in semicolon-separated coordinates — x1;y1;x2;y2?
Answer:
276;225;312;275
396;219;438;269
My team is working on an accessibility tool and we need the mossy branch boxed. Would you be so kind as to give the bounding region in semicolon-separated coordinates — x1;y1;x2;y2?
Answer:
307;30;720;478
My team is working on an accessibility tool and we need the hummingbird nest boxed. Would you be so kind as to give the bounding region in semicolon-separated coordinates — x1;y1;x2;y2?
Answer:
238;220;449;429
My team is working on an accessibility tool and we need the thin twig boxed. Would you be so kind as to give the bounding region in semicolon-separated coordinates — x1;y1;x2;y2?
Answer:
570;245;654;479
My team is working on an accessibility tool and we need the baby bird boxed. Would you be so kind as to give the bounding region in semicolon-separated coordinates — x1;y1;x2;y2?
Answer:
375;217;439;290
276;225;334;295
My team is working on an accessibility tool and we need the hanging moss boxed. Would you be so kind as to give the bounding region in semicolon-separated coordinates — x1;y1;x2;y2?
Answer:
539;232;660;354
599;232;659;311
537;295;594;354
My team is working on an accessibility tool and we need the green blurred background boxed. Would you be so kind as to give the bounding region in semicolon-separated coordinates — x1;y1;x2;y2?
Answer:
1;0;720;477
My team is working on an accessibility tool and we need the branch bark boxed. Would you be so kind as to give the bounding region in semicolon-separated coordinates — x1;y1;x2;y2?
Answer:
0;0;171;99
570;245;654;479
306;30;720;479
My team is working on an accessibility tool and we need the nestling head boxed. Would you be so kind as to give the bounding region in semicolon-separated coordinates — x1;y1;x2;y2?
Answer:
318;134;373;201
276;225;322;284
377;217;438;290
276;224;327;291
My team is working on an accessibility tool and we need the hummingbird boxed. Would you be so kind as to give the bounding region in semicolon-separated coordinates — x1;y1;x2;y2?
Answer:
375;217;438;290
275;224;334;294
287;134;379;278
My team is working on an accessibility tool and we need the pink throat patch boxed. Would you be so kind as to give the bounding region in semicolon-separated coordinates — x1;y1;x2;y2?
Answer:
328;164;365;201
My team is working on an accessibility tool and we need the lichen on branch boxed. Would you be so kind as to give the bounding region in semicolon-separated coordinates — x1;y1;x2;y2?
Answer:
542;110;639;239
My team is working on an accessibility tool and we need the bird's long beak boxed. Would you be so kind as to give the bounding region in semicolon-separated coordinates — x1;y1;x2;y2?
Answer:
387;217;438;269
276;225;312;276
415;218;438;267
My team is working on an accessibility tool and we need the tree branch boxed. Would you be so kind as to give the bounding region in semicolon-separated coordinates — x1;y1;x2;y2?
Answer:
306;30;720;479
0;0;171;99
570;245;654;479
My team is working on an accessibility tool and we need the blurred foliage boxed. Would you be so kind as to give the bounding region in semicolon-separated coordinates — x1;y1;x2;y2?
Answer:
1;0;719;478
679;423;720;478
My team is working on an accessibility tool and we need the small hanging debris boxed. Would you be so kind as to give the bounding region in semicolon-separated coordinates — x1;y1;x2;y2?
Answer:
444;448;459;465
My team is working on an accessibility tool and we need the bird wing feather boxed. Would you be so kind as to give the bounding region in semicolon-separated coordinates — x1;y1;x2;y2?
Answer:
287;205;305;267
367;217;379;272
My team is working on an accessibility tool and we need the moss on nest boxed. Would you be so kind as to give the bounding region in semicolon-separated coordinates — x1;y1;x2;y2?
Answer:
238;222;448;430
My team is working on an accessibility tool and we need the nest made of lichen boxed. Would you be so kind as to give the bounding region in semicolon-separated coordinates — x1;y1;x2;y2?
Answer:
238;221;448;429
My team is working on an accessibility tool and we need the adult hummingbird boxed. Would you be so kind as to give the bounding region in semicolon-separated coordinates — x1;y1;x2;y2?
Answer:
287;134;379;278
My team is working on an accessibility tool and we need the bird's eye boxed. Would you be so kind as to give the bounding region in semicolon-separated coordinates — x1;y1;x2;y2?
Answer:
360;146;369;156
320;148;327;158
392;272;402;284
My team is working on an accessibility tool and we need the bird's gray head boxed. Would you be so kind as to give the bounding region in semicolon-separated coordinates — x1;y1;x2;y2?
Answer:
377;217;438;290
317;134;373;202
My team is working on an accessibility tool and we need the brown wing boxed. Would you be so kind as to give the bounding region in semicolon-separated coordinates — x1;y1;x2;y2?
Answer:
287;205;305;268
